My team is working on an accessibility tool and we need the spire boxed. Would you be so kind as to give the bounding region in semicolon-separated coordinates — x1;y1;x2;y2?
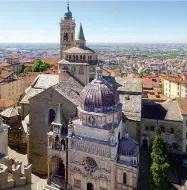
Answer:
64;1;72;18
76;23;85;41
95;63;103;81
52;103;63;125
67;1;70;11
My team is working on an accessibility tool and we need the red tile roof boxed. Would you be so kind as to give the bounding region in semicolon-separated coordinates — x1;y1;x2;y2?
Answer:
41;57;60;65
177;98;187;115
0;99;16;109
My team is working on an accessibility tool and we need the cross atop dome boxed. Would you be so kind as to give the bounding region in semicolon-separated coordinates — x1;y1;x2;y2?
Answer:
64;1;72;18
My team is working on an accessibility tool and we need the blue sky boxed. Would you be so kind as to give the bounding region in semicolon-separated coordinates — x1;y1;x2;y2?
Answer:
0;1;186;43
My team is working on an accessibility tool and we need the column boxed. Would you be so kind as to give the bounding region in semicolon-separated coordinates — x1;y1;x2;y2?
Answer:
47;159;52;185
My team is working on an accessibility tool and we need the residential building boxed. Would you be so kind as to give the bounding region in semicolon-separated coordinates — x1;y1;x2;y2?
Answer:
6;56;22;74
0;77;25;101
164;74;187;98
141;98;187;154
0;117;8;155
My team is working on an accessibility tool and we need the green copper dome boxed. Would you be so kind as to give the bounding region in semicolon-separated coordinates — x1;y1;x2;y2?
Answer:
64;2;72;17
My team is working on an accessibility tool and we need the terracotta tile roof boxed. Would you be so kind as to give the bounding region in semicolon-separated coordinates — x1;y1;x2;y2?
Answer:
26;72;39;77
164;76;187;85
41;57;60;65
143;84;153;89
22;63;33;67
0;99;16;109
0;63;11;67
0;70;15;83
177;98;187;115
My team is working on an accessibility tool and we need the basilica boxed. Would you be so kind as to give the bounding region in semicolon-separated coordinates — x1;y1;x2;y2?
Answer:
28;3;139;190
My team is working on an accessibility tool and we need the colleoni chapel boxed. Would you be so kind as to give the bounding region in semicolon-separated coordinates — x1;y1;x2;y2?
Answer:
28;3;139;190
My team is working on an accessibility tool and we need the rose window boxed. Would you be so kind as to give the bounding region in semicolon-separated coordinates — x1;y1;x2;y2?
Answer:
83;157;97;174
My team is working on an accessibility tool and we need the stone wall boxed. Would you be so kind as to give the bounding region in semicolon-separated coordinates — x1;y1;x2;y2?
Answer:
141;118;183;152
0;156;32;189
29;87;77;174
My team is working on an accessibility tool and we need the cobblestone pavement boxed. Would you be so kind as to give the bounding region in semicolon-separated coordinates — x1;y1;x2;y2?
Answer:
8;146;47;190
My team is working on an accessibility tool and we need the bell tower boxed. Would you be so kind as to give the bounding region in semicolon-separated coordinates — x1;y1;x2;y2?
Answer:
60;2;76;59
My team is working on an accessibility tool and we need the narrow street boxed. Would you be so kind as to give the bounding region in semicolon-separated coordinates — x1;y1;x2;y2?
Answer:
137;150;151;190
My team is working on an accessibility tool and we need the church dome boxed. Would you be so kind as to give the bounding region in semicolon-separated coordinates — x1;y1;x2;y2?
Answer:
79;66;119;113
64;3;72;17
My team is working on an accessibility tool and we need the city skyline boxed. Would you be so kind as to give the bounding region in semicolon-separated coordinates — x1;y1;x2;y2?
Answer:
0;1;186;43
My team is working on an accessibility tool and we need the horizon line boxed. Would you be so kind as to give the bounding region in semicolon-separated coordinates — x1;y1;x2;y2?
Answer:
1;42;187;44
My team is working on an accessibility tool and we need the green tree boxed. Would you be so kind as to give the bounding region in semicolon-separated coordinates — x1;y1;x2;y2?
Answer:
150;128;170;190
32;60;51;72
24;66;32;73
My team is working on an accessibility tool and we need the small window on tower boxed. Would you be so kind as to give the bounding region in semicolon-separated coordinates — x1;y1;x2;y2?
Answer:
123;173;127;184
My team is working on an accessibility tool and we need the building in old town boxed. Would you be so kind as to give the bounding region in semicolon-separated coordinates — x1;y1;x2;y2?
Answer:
0;117;9;155
47;65;139;190
58;3;97;86
27;3;140;190
141;98;187;154
28;73;83;174
0;106;27;147
164;73;187;98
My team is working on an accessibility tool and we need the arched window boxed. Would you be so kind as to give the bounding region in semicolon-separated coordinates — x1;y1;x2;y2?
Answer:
83;55;86;61
73;55;75;60
69;55;71;60
55;135;60;150
76;55;78;60
63;33;66;41
151;126;155;132
61;139;66;151
123;173;127;184
63;32;68;41
66;33;68;41
71;33;73;42
48;109;56;124
71;66;76;74
79;66;84;75
80;55;83;60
